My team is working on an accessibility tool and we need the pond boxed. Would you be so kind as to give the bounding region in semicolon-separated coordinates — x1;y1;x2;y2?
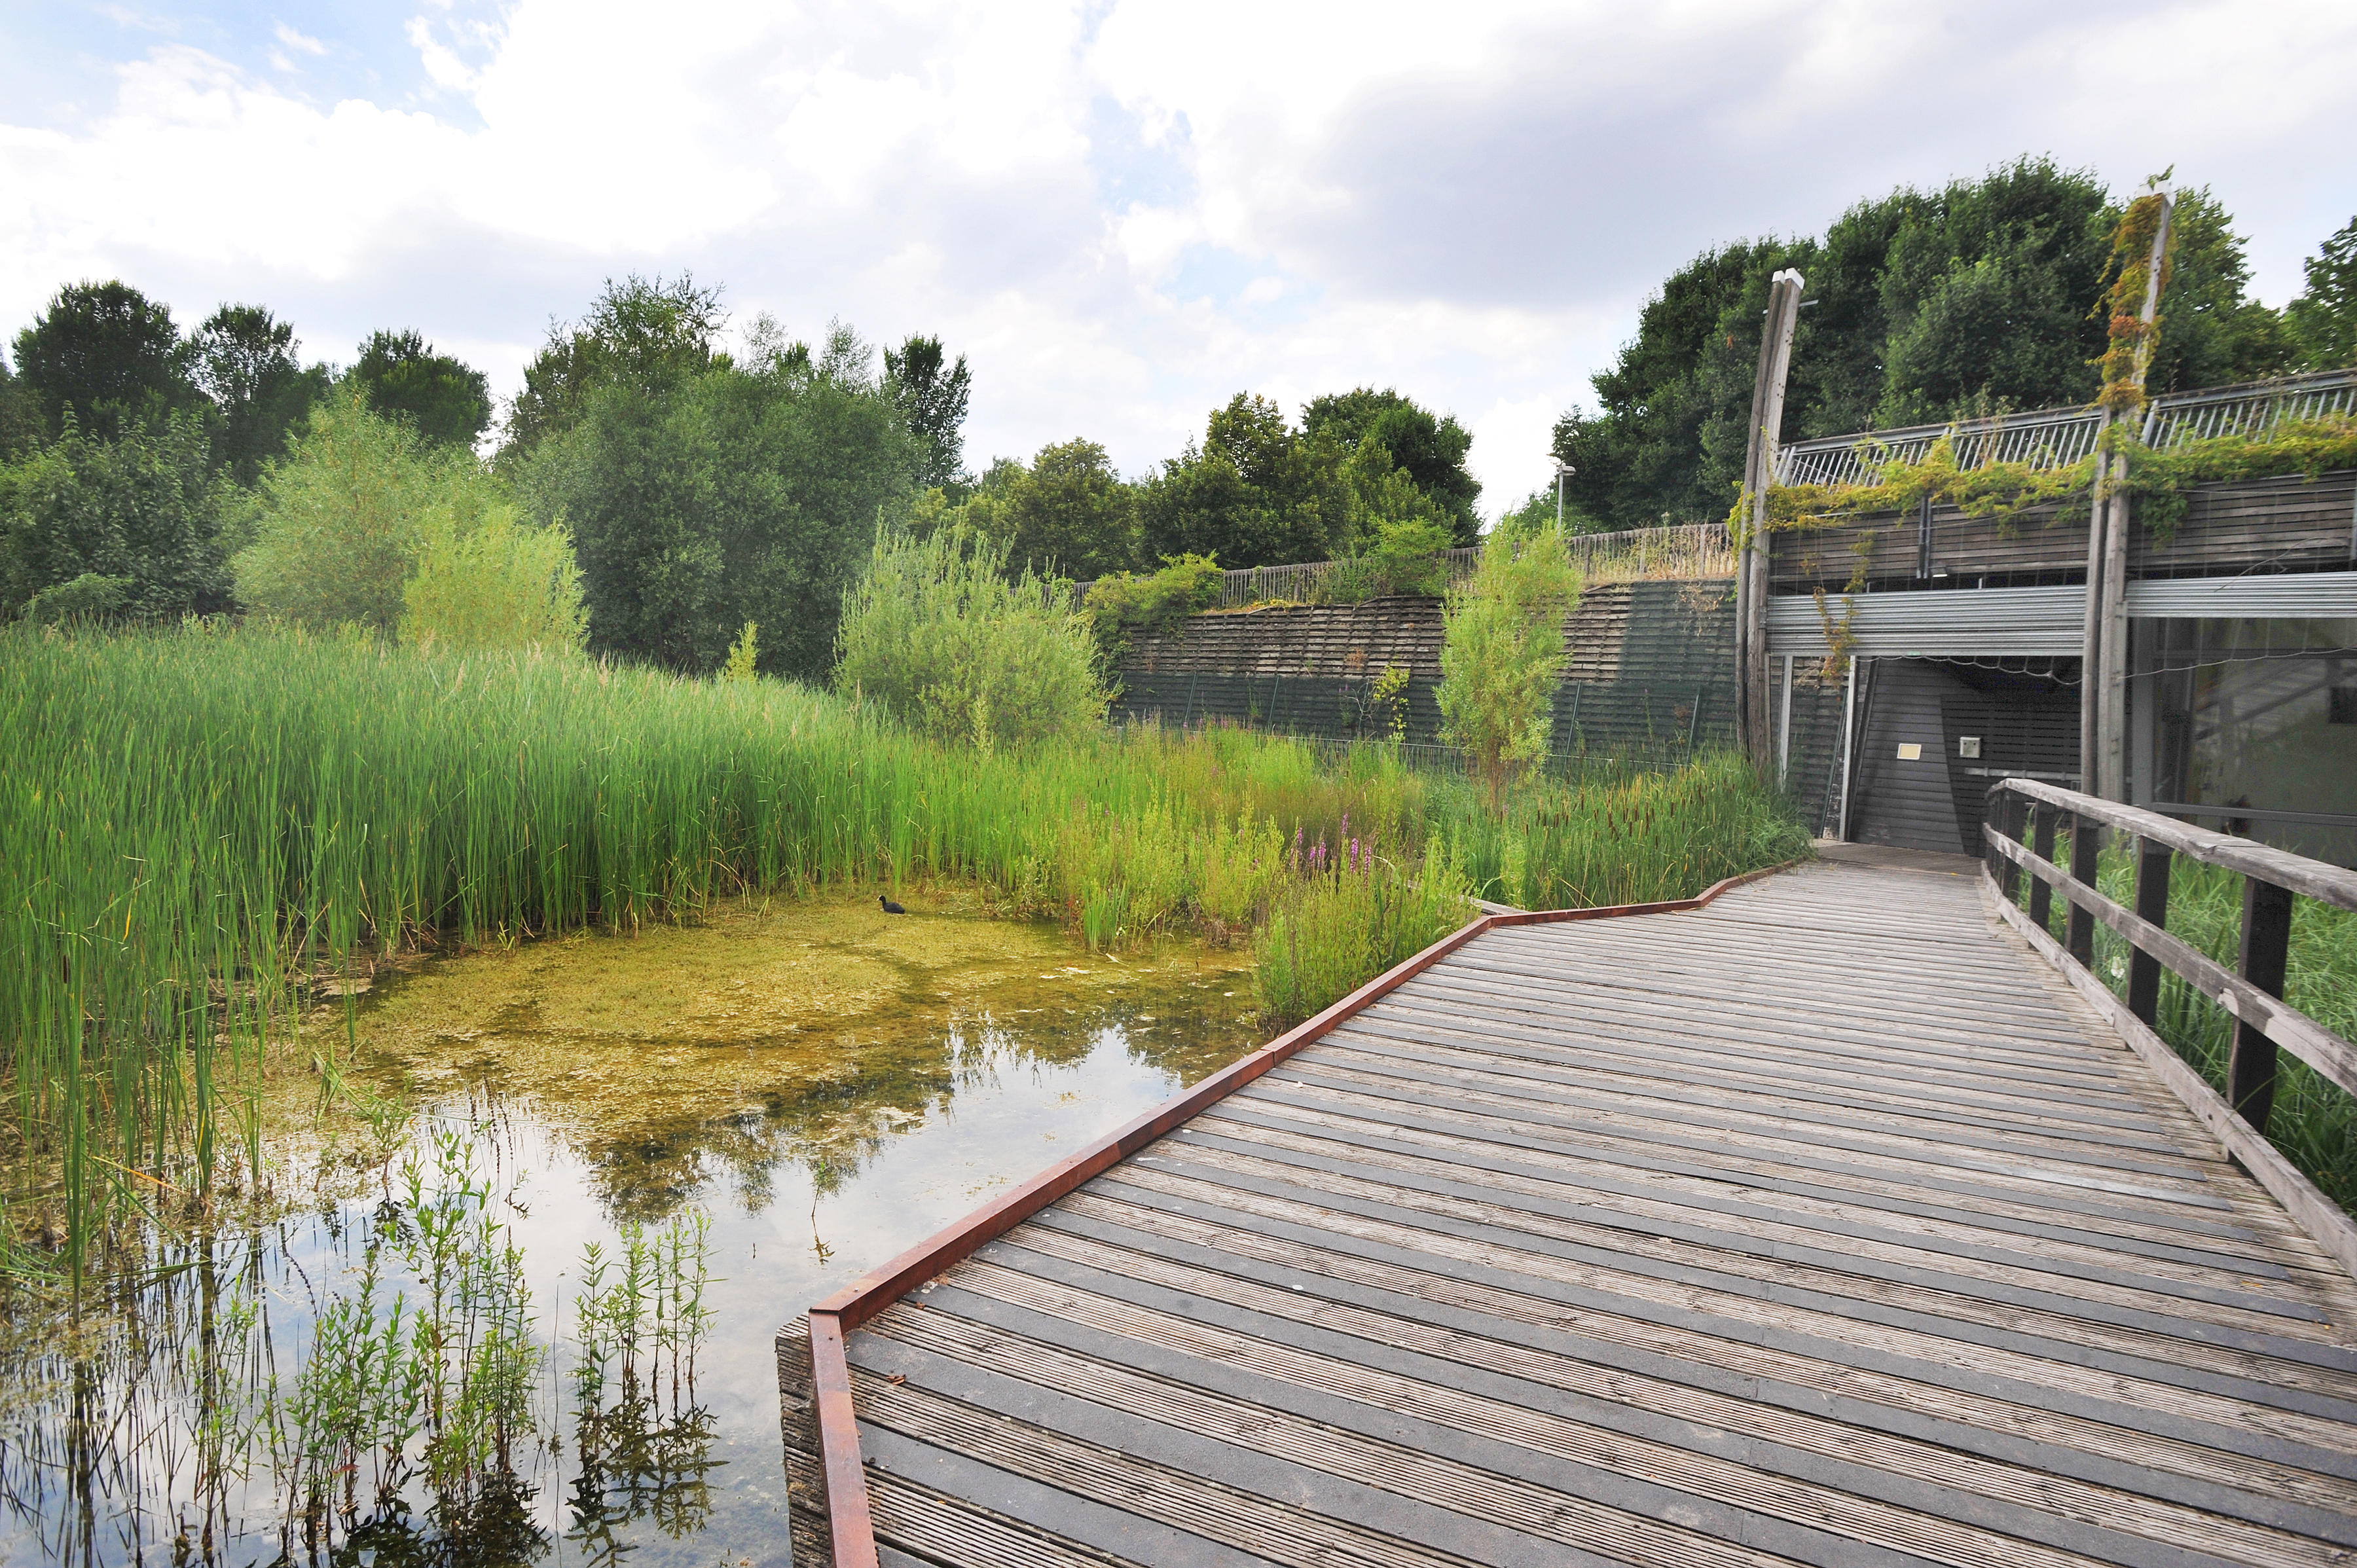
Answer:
0;890;1263;1565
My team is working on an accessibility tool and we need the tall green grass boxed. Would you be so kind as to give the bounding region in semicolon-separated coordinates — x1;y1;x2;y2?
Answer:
1;621;1809;1273
2017;831;2356;1212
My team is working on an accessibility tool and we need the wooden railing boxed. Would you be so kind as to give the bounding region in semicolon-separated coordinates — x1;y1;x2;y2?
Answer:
1981;777;2357;1273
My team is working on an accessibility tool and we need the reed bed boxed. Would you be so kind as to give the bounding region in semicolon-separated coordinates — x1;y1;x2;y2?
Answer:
1;621;1806;1275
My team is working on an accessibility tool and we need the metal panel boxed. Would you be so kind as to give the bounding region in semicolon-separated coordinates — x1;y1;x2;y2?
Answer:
1767;587;2085;657
2122;571;2357;619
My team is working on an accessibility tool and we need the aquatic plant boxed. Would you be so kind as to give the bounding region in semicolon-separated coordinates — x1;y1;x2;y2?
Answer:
0;620;1804;1267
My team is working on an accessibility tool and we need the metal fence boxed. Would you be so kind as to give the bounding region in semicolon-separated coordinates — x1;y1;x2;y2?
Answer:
1773;367;2357;488
1078;523;1734;610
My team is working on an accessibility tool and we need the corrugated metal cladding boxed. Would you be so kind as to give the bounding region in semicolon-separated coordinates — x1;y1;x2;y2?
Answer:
1767;586;2085;656
2125;570;2357;618
1767;570;2357;657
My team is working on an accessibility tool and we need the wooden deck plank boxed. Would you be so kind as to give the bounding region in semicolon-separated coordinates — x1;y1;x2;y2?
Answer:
808;861;2357;1568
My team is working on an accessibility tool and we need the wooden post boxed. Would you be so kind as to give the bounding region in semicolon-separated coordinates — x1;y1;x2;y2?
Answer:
2229;877;2293;1133
2127;837;2173;1024
1737;268;1805;771
2065;812;2099;966
2029;805;2056;931
2098;193;2173;802
1776;653;1794;787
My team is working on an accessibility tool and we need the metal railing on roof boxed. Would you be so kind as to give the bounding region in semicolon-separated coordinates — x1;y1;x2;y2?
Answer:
1074;522;1734;610
1772;368;2357;488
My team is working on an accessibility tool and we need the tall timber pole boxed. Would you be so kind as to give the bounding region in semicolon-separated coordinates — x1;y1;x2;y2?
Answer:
1738;268;1806;769
2098;193;2172;801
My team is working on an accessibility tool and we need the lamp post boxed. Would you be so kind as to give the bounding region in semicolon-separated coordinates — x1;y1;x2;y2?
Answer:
1552;458;1573;530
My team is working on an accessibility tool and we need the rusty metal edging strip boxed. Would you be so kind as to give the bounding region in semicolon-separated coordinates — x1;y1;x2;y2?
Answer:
799;858;1799;1568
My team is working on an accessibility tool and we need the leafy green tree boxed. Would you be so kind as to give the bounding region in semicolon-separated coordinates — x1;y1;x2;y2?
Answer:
234;388;505;634
348;329;492;448
2288;214;2357;370
2145;189;2294;391
883;334;972;488
834;522;1104;752
1303;388;1482;545
1436;526;1580;810
1137;393;1336;568
12;280;201;441
0;358;41;460
1873;158;2112;424
978;439;1138;579
1543;158;2305;530
517;352;913;677
502;273;725;462
192;304;331;485
0;411;232;618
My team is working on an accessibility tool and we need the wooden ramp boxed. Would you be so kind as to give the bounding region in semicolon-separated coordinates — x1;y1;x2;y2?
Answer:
782;860;2357;1567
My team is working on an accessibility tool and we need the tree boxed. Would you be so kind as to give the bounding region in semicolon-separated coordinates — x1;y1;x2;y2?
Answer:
192;304;331;485
0;411;232;619
12;280;200;441
233;388;505;634
502;273;725;462
834;523;1104;752
348;329;492;448
883;334;972;488
1436;527;1580;810
1137;393;1336;568
1873;157;2113;424
982;439;1138;579
0;358;41;460
2288;214;2357;371
2144;189;2295;392
1303;388;1482;545
1542;158;2299;530
517;351;914;677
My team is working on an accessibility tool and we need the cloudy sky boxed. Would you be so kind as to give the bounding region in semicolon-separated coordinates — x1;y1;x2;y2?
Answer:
5;0;2354;514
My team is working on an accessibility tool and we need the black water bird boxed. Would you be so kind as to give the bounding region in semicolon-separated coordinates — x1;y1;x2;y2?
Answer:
879;895;907;915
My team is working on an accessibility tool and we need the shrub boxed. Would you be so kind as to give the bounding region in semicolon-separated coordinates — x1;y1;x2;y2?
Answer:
835;522;1105;750
234;388;505;634
1082;553;1223;662
0;410;234;619
398;505;587;654
1436;527;1580;807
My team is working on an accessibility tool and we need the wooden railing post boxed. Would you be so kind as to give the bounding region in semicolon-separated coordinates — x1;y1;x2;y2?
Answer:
2028;805;2057;930
2229;877;2294;1133
2127;838;2173;1025
1989;788;2019;898
2065;814;2100;966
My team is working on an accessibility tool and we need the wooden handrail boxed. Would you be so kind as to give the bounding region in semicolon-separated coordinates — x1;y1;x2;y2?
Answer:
1981;777;2357;1282
1994;776;2357;913
1981;778;2357;1116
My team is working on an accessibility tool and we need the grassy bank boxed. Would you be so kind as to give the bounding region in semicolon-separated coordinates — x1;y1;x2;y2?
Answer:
1;623;1808;1274
2016;835;2357;1212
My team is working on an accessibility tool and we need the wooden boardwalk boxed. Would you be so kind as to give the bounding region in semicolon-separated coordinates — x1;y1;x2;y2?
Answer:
783;858;2357;1567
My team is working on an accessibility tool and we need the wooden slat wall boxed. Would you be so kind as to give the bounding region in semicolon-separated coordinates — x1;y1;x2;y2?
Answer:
807;863;2357;1567
1768;469;2357;591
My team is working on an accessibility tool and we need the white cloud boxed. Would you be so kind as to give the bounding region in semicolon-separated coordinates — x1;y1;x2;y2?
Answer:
4;0;2356;518
272;22;327;56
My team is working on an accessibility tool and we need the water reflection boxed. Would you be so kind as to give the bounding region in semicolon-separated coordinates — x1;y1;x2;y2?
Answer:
0;894;1261;1565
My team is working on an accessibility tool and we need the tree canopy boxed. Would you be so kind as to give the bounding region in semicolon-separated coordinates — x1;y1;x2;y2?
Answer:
1554;158;2307;531
347;329;492;449
2288;214;2357;372
884;333;973;490
192;304;330;485
502;273;725;462
12;280;202;442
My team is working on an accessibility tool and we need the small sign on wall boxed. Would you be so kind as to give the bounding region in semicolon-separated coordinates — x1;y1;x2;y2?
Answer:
1897;743;1923;761
1959;736;1982;758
